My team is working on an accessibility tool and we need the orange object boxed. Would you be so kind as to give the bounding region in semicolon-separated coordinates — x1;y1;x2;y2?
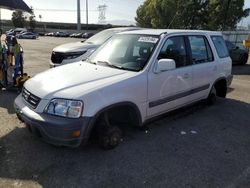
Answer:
8;55;13;65
72;130;81;138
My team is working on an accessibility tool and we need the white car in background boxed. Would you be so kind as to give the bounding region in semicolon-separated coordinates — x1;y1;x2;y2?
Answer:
50;27;141;67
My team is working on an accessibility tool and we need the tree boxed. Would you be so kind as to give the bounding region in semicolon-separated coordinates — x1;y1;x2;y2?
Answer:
135;0;250;30
29;15;36;31
12;11;26;28
28;8;37;31
11;8;37;30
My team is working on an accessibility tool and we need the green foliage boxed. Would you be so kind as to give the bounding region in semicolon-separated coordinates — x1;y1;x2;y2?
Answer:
135;0;250;30
11;11;26;28
11;8;37;30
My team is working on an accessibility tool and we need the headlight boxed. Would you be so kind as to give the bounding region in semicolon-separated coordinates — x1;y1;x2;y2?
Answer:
44;99;83;118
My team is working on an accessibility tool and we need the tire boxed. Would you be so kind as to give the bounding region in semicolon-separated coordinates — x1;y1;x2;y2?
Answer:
98;126;122;150
240;54;248;65
206;86;217;105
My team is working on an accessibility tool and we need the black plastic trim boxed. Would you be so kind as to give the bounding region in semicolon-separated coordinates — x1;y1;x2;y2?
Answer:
149;84;210;108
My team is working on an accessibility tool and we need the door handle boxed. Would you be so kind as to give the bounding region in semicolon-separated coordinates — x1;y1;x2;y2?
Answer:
183;73;190;79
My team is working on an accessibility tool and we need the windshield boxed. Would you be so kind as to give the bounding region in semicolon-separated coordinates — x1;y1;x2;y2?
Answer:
85;30;119;45
87;34;159;71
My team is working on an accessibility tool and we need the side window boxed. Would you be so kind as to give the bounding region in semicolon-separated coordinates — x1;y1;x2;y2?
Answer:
225;41;235;50
158;36;188;68
188;35;214;64
211;36;229;58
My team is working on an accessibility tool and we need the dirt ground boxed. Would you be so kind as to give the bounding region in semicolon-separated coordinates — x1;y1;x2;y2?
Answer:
0;36;250;188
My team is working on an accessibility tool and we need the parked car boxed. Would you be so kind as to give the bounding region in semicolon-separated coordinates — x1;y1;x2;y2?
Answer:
6;29;14;35
50;27;141;67
45;32;55;36
17;32;38;39
14;28;27;33
225;40;248;65
15;29;232;149
6;28;27;35
70;33;83;38
55;31;70;37
82;32;94;39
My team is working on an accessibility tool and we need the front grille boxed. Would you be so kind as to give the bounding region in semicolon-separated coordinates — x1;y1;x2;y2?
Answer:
22;88;41;108
51;51;65;64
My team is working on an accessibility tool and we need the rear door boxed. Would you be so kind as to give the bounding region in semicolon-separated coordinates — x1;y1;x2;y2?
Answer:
187;35;216;100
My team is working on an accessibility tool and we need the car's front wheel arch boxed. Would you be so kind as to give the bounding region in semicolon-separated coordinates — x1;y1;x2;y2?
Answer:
84;102;142;141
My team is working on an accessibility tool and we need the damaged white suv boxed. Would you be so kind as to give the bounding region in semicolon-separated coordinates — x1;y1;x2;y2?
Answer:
14;29;232;149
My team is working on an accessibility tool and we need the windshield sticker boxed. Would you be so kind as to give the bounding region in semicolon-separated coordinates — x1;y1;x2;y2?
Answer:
138;37;158;43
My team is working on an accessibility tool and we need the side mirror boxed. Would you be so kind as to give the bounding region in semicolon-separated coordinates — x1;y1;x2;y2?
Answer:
155;59;176;73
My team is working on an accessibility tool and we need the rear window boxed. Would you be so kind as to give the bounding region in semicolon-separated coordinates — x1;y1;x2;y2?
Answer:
211;36;229;58
188;35;214;64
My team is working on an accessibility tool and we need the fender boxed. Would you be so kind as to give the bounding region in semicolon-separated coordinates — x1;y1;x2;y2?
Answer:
82;101;143;141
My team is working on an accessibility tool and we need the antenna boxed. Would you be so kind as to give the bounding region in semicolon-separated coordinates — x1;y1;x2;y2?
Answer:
98;4;107;23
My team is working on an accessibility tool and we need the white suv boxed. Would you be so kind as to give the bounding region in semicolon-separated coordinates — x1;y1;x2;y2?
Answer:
14;29;233;149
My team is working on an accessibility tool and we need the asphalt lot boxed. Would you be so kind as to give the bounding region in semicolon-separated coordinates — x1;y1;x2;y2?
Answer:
0;36;250;188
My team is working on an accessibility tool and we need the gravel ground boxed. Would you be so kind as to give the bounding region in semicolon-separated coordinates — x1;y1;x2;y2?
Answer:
0;36;250;188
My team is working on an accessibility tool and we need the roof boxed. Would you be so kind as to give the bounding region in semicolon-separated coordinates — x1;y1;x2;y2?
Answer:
119;29;222;36
106;27;141;31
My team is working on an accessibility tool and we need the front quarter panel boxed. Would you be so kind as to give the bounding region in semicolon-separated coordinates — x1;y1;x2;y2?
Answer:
81;72;148;123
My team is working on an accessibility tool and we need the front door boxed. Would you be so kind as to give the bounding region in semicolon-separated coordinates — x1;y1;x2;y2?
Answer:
147;35;193;118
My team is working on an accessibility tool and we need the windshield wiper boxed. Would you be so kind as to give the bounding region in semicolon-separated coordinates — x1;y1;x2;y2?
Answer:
97;61;116;68
97;61;139;71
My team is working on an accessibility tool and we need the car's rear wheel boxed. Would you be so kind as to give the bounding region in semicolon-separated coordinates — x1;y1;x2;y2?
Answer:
206;86;217;105
240;54;248;65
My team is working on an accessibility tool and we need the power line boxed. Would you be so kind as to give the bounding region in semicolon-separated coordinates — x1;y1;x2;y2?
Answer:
34;8;98;12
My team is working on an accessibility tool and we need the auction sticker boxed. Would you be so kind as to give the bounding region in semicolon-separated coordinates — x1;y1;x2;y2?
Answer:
138;36;158;43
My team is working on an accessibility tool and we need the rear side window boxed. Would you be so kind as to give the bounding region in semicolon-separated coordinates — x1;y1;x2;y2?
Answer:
211;36;229;58
188;35;213;64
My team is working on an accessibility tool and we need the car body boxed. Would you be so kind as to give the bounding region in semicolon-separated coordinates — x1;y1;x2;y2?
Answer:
6;29;14;35
15;29;232;148
50;27;141;68
17;32;38;39
82;32;94;39
70;33;83;38
225;40;248;65
55;31;70;37
45;32;55;36
6;28;27;35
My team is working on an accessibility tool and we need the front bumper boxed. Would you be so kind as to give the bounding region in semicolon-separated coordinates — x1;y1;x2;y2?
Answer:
14;94;92;147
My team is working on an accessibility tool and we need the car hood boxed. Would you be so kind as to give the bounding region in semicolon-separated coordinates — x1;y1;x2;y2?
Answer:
24;62;134;99
53;41;99;53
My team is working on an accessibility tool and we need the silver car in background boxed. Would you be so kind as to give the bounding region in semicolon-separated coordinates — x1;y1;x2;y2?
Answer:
50;27;141;67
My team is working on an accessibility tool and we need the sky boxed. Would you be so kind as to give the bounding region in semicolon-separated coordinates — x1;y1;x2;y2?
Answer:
0;0;145;25
1;0;250;26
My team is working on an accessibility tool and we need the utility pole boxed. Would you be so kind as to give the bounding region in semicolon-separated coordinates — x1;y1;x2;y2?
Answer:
0;8;2;30
77;0;81;32
86;0;88;30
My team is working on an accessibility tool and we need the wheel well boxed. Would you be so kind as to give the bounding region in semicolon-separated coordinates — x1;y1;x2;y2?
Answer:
214;79;227;98
90;103;142;131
